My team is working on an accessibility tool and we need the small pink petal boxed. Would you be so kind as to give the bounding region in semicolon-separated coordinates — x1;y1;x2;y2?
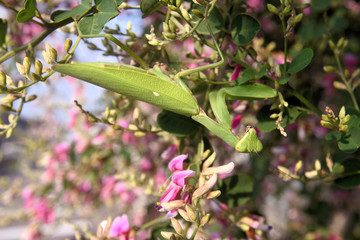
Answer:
172;170;195;187
109;215;130;237
168;154;188;172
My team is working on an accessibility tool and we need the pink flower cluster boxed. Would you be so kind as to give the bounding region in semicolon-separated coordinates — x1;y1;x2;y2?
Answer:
22;188;55;224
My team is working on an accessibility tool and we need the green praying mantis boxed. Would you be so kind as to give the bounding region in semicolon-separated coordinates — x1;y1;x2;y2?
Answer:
52;14;276;153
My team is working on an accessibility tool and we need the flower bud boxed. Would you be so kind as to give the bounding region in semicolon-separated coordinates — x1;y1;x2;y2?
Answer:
304;170;318;179
267;4;278;14
333;81;347;90
163;22;170;33
0;71;6;85
64;38;73;53
25;95;37;102
35;60;43;75
294;160;303;174
16;63;26;75
168;4;178;11
292;13;303;24
202;152;216;169
206;190;221;199
23;57;31;74
161;231;179;240
320;120;334;129
323;65;336;73
180;6;191;21
341;114;351;124
163;32;176;40
169;19;176;33
191;9;204;18
282;5;291;16
339;125;349;132
176;0;181;8
171;218;184;236
178;209;191;222
185;204;196;222
338;106;346;119
200;213;211;227
161;200;185;211
192;174;218;199
315;160;321;171
328;40;336;51
30;72;42;81
337;37;345;49
42;50;51;64
202;162;234;175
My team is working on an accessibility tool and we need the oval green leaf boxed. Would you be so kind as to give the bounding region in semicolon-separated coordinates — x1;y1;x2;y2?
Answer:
157;111;199;137
192;6;224;35
224;83;277;100
231;14;261;45
287;48;314;73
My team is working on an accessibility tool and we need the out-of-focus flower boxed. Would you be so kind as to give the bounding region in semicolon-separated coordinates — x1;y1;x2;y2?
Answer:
159;154;195;217
344;53;358;74
109;215;131;239
53;142;70;162
161;144;178;162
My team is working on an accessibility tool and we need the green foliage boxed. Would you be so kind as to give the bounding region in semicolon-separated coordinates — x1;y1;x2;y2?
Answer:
231;14;261;45
287;48;314;74
78;0;120;35
257;105;302;132
51;1;92;22
209;89;232;129
333;158;360;189
157;110;200;137
192;6;224;35
140;0;160;18
216;174;253;207
16;0;37;23
0;19;7;47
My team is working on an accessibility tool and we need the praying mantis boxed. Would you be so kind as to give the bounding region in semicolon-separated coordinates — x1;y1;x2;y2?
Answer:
52;10;276;153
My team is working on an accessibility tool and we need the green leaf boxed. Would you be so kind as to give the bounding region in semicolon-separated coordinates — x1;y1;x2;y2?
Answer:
235;127;263;153
0;19;7;47
256;105;278;132
78;0;119;35
333;158;360;189
115;0;123;6
278;74;290;85
231;14;261;45
338;127;360;153
236;68;255;85
311;0;331;13
216;174;253;207
192;5;224;35
157;111;199;137
287;48;314;74
52;62;199;116
257;66;267;79
224;83;277;100
209;89;232;129
140;0;160;18
51;1;92;22
16;0;37;23
325;131;343;142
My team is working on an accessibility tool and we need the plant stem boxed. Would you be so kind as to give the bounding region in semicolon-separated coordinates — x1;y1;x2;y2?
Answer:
0;19;72;64
139;215;167;230
334;52;360;111
287;86;322;116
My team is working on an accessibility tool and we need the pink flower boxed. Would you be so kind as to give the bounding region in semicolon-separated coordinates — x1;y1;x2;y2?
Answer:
159;154;195;217
344;53;358;74
161;144;178;162
230;64;242;81
54;142;70;162
231;114;243;130
109;215;130;239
